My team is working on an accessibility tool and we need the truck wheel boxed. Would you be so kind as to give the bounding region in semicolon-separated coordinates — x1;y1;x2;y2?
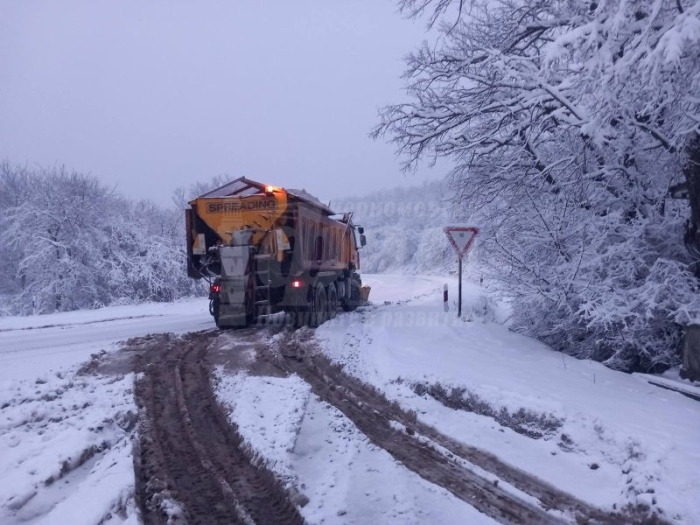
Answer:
342;281;361;312
327;283;338;320
309;283;328;328
212;298;225;329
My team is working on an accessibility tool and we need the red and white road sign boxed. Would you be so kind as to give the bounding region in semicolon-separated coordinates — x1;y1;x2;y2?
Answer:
444;226;479;258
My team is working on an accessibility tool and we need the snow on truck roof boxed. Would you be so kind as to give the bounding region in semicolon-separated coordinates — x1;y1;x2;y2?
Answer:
196;176;334;215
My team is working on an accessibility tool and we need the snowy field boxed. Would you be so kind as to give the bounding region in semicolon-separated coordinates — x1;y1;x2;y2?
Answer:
2;274;700;524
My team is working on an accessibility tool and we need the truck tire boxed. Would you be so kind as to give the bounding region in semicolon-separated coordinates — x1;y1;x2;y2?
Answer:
212;298;225;329
342;281;361;312
327;283;338;320
309;283;328;328
212;299;219;325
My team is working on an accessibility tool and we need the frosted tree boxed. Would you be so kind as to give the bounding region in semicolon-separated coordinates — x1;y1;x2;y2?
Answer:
376;0;700;370
335;180;454;274
172;174;232;209
0;162;33;301
104;198;202;303
0;164;203;315
0;167;113;313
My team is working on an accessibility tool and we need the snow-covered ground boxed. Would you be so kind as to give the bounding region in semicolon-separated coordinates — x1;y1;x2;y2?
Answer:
2;274;699;524
0;298;211;382
318;275;700;522
0;299;210;525
218;274;700;524
0;370;139;525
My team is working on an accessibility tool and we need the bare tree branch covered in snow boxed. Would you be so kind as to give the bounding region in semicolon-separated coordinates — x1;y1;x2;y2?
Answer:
377;0;700;371
0;163;202;315
171;174;232;210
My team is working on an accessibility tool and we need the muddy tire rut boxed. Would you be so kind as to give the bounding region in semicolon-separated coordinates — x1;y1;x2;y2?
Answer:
133;331;304;525
128;327;649;524
268;331;635;525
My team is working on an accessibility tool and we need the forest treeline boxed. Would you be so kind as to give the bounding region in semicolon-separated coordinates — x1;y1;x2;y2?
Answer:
0;162;203;315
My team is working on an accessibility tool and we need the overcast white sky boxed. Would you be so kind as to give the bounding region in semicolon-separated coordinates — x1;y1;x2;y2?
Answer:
0;1;444;206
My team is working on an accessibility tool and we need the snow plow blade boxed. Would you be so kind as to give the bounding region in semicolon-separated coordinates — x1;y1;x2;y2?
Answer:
361;285;371;304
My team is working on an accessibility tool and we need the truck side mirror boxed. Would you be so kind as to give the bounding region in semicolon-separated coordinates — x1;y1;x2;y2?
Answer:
358;226;364;234
360;234;367;247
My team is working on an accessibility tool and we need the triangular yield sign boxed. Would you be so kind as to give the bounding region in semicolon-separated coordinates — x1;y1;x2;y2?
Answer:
444;227;479;258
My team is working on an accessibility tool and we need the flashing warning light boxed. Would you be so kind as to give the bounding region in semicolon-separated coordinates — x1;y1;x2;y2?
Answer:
265;185;276;193
291;279;303;288
210;283;221;293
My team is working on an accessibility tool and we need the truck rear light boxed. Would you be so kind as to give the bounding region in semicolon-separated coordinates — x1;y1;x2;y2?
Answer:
291;279;303;288
210;283;221;293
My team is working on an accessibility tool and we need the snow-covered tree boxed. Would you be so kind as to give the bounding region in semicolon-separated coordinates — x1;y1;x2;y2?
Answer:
0;162;33;302
172;174;232;209
376;0;700;371
103;198;200;303
0;164;202;315
334;180;456;274
0;168;112;312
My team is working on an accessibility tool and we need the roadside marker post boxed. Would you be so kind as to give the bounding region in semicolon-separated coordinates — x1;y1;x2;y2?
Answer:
444;227;479;318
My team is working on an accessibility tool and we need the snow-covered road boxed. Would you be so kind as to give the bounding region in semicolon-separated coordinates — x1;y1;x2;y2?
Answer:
0;274;445;383
1;273;699;524
0;299;212;381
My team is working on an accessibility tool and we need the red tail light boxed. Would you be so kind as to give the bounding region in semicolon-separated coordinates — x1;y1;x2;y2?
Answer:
210;283;221;293
291;279;303;288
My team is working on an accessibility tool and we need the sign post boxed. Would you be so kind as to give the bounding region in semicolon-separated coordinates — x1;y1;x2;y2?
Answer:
444;227;479;318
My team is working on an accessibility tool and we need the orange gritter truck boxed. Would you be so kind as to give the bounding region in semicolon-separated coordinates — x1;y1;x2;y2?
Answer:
186;177;368;328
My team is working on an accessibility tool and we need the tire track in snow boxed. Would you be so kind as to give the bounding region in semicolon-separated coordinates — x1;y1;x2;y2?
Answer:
268;331;636;525
132;332;305;525
129;326;655;524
